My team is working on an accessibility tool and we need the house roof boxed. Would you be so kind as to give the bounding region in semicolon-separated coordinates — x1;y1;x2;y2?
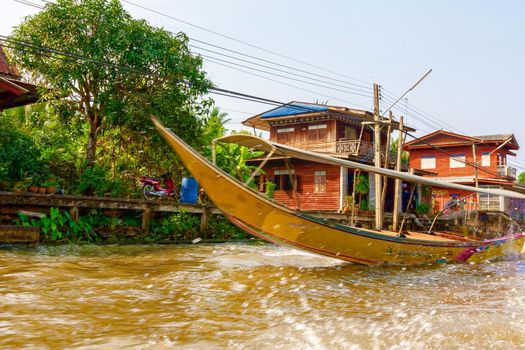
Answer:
243;101;416;132
0;45;40;110
473;134;514;142
404;129;519;150
0;46;20;80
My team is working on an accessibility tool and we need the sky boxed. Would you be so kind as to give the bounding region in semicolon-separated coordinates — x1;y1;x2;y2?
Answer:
2;0;525;171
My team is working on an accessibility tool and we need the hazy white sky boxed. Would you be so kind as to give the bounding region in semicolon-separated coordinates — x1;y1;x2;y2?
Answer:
2;0;525;171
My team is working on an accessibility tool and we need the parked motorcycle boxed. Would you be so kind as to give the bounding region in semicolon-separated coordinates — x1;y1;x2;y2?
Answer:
140;173;176;200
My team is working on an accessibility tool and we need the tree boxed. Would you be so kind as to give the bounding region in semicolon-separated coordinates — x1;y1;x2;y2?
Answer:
518;172;525;184
9;0;212;169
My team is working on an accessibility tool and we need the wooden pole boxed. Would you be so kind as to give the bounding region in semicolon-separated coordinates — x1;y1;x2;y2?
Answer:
472;143;480;217
380;112;393;211
373;83;383;230
392;116;404;231
399;181;416;235
211;140;217;165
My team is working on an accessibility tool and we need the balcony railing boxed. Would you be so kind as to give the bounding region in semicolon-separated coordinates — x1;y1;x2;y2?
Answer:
497;165;517;179
336;139;396;163
280;139;396;163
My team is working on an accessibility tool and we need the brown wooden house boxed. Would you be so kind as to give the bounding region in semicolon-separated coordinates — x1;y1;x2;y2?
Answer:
403;130;523;212
242;102;415;212
0;45;39;111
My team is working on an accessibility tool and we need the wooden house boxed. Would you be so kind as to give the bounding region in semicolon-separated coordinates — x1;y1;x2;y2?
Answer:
403;130;522;212
242;102;415;212
0;45;39;111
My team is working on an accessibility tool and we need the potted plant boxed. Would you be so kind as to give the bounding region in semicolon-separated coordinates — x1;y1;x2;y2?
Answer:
44;178;59;194
13;181;26;193
27;176;39;193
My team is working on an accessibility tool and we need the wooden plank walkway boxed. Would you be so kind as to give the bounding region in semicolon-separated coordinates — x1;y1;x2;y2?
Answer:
0;191;221;214
0;191;222;234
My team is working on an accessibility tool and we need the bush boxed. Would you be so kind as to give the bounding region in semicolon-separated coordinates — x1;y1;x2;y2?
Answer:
0;127;44;184
152;211;200;240
206;215;246;240
17;207;99;242
416;203;431;215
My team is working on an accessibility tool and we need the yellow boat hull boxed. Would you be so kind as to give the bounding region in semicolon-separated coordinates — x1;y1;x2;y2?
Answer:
153;118;525;266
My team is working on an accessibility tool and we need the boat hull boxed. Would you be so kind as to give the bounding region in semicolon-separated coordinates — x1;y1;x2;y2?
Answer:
153;118;525;266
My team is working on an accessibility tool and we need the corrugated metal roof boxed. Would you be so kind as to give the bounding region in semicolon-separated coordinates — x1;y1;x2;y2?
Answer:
430;176;512;185
261;103;328;119
432;176;475;184
473;134;514;141
0;45;20;80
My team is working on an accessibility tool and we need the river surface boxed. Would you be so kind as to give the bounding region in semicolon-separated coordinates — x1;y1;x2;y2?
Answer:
1;243;525;349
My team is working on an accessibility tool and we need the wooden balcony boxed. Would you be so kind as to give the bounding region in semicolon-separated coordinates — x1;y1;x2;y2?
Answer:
282;139;395;163
497;165;517;179
336;139;396;163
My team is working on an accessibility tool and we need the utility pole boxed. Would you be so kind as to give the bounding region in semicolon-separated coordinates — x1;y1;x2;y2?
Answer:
392;116;404;231
380;111;393;210
373;84;383;230
472;143;480;217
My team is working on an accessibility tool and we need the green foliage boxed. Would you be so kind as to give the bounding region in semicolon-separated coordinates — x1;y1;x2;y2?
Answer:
0;115;44;184
416;203;431;215
390;137;409;166
206;215;246;240
359;199;369;211
420;184;432;196
152;211;200;240
17;208;98;242
10;0;212;168
518;172;525;184
265;180;276;199
354;174;369;194
215;141;264;183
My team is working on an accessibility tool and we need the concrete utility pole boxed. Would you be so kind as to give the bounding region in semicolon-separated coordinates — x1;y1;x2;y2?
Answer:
373;84;383;230
392;116;404;231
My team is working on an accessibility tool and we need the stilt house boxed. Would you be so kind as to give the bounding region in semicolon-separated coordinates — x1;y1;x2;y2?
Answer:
242;102;415;212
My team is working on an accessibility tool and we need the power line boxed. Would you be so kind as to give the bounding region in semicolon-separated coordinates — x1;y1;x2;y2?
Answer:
205;57;372;110
201;54;373;98
190;44;373;94
27;0;376;92
0;35;335;119
120;0;372;86
188;39;372;90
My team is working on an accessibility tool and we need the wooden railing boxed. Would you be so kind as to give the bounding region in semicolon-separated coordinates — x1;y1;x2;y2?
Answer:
336;140;396;162
279;139;396;162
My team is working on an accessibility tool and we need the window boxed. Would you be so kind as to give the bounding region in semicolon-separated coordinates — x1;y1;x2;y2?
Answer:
481;152;490;167
421;155;436;169
308;124;327;142
314;170;326;193
273;169;296;191
344;127;357;140
450;154;465;168
276;127;294;143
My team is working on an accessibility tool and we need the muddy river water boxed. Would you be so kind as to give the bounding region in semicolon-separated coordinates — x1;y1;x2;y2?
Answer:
1;243;524;349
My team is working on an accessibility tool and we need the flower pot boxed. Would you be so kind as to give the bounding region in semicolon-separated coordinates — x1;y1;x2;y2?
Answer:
38;187;47;194
28;186;39;193
46;186;57;194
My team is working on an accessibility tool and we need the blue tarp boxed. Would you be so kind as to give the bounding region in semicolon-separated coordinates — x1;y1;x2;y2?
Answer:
261;103;328;119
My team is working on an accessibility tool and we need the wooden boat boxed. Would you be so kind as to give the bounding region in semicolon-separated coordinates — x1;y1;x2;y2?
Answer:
152;117;525;266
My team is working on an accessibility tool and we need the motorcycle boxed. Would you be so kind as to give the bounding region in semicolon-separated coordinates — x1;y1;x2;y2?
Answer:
140;172;176;200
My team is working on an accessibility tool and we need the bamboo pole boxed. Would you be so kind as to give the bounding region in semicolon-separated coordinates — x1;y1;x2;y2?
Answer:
392;116;404;231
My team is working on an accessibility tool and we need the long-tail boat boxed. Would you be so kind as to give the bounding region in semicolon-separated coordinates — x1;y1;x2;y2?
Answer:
152;117;525;266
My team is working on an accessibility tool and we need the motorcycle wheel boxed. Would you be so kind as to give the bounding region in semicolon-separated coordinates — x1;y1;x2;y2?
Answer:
143;185;156;200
